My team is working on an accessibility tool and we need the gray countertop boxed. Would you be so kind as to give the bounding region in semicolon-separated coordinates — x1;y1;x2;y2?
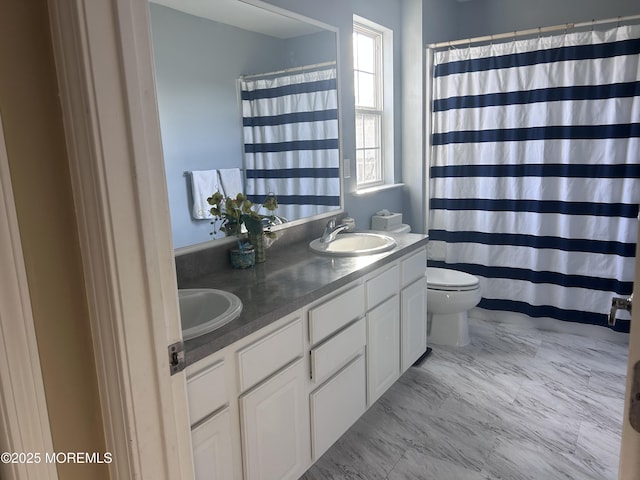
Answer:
181;231;429;366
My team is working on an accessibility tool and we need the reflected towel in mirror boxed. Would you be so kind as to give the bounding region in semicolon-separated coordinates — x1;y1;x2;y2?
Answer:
190;169;219;219
218;168;244;198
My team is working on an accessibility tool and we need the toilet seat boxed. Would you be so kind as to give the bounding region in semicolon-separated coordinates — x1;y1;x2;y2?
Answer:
427;267;479;292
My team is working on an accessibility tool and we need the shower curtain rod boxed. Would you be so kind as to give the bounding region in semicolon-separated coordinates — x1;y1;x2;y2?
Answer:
240;60;336;80
427;13;640;49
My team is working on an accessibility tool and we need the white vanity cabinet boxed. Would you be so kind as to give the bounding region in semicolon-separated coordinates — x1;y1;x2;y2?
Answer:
365;263;401;404
239;358;310;480
400;248;428;371
191;407;234;480
366;246;428;401
183;242;428;480
186;357;236;480
237;314;310;480
307;283;367;460
367;294;401;403
310;353;366;458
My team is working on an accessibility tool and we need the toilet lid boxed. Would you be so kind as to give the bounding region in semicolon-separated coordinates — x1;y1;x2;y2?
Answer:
426;267;479;291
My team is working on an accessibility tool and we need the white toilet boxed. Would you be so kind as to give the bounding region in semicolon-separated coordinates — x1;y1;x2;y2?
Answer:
426;267;481;347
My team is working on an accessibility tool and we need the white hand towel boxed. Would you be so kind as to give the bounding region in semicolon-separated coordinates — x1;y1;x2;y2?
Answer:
218;168;244;198
190;169;219;220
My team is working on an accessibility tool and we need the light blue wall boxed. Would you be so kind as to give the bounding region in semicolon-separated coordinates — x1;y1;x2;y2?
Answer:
401;0;459;234
452;0;639;41
284;30;339;66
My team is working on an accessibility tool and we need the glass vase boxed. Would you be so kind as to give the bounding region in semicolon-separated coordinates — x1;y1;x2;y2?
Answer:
248;233;266;263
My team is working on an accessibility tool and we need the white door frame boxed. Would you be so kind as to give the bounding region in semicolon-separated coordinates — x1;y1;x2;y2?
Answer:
0;116;58;480
619;217;640;479
47;0;193;478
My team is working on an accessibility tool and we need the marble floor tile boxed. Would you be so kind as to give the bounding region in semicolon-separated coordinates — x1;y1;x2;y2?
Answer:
513;378;590;420
576;387;625;437
404;402;499;473
419;353;523;407
301;401;416;480
300;316;628;479
538;328;629;349
486;328;542;359
535;338;628;377
588;368;628;399
426;342;479;366
483;438;607;480
387;446;491;480
514;377;624;435
441;392;582;456
574;421;621;480
471;350;592;392
391;366;453;412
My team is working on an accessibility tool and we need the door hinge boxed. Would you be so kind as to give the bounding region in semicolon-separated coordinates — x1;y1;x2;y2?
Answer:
168;341;186;375
630;361;640;434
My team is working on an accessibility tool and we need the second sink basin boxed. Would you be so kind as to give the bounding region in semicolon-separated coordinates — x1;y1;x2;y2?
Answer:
309;232;397;256
179;288;243;340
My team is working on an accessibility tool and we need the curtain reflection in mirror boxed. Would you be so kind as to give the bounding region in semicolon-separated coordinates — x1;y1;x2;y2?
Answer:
241;66;340;222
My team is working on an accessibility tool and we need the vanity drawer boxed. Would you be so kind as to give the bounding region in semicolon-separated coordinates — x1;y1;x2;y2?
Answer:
401;247;427;287
187;360;227;427
310;353;366;460
366;264;399;310
237;316;303;393
310;317;365;384
308;283;365;345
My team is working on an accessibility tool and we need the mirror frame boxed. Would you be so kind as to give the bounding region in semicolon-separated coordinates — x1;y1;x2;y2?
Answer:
167;0;344;255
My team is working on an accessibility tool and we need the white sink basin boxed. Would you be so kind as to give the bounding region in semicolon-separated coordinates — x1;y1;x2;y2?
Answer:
309;232;397;256
179;288;242;340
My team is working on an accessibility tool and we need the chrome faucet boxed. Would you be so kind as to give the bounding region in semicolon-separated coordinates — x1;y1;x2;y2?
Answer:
320;218;349;243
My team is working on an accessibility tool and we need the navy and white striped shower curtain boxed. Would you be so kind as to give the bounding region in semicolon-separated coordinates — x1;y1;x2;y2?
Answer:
429;26;640;332
241;68;340;221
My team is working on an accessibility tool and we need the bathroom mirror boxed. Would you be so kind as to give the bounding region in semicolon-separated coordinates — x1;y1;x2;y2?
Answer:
149;0;342;250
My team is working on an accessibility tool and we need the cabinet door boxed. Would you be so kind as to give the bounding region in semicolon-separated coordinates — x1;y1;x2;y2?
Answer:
192;407;234;480
239;358;310;480
401;277;427;372
367;295;400;405
310;353;366;460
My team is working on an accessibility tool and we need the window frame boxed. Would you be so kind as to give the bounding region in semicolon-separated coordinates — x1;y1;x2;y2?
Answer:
353;16;394;191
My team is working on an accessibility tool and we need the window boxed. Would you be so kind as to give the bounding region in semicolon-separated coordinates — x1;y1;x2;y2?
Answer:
353;17;392;189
